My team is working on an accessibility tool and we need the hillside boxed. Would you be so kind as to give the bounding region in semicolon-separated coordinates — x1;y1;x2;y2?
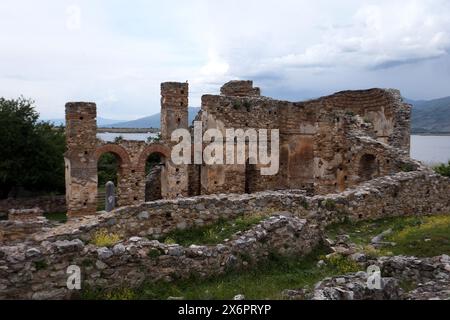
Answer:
45;117;126;127
408;96;450;134
107;107;200;128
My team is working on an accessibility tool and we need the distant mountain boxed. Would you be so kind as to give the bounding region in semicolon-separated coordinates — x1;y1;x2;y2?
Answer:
408;97;450;134
44;117;127;127
43;98;449;134
106;107;201;128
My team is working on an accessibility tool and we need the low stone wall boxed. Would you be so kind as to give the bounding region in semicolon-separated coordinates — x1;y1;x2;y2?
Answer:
311;255;450;300
0;169;448;299
0;195;66;216
31;170;449;246
0;215;320;300
0;219;51;244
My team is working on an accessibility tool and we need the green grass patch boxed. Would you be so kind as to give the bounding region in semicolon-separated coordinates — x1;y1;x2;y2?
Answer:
82;246;363;300
434;161;450;177
44;212;68;223
325;214;450;257
157;213;269;246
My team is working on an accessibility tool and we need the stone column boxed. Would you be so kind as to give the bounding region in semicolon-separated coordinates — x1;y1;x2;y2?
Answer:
160;82;189;198
64;102;98;217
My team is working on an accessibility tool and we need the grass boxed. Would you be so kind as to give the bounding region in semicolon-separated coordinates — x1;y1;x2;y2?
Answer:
325;214;450;257
434;161;450;177
157;213;269;246
82;213;450;300
82;247;363;300
90;229;122;247
44;212;68;223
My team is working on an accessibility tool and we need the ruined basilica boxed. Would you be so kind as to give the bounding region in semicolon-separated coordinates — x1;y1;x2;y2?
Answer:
65;80;413;217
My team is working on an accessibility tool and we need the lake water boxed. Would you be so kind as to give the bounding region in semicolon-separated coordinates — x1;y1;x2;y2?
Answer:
97;132;158;143
411;135;450;165
97;133;450;165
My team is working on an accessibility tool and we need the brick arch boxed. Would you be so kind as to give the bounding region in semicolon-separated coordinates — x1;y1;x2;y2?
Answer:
94;144;132;167
137;144;171;171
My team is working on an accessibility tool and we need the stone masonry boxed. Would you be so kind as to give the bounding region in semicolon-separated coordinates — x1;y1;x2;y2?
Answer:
64;80;414;217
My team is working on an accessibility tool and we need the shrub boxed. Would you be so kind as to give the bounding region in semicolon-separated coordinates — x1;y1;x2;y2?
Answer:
91;229;121;247
114;136;124;143
325;254;360;274
434;161;450;177
400;163;415;172
34;260;48;271
148;248;162;259
105;288;136;300
164;237;177;245
321;199;337;211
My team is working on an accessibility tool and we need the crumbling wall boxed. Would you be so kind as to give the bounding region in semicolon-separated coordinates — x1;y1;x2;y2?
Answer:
65;83;189;217
64;80;412;215
0;195;66;216
0;215;320;300
1;170;449;299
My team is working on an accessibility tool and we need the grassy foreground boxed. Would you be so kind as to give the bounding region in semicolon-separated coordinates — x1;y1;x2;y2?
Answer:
82;213;450;300
157;213;269;246
327;214;450;257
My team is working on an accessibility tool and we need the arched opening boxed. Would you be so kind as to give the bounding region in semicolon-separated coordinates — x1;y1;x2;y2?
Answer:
245;158;259;194
97;152;121;210
358;154;379;181
145;152;166;201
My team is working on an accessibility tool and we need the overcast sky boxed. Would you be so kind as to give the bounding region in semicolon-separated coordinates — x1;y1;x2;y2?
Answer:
1;0;450;120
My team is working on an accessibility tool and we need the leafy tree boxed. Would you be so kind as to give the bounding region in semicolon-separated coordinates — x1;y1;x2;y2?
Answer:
98;153;119;187
0;97;66;198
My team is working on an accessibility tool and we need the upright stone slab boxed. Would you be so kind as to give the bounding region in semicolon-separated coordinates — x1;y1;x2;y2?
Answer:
105;181;116;212
64;102;98;217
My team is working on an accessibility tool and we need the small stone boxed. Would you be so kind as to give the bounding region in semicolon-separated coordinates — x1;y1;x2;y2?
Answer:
95;260;107;270
129;237;142;242
177;222;187;230
167;296;184;300
350;253;367;262
26;248;41;258
168;245;184;257
233;294;245;300
138;211;150;220
317;260;326;268
54;239;84;253
112;244;126;255
97;247;113;260
336;278;346;285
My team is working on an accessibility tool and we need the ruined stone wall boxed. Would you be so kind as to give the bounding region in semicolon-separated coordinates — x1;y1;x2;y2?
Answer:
0;219;51;244
220;80;261;97
65;82;189;217
0;170;448;299
196;82;411;197
0;195;66;216
65;81;412;215
0;215;320;300
31;170;450;246
64;103;98;217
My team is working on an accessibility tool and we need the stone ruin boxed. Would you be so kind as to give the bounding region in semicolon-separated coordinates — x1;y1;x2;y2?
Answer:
64;80;414;217
2;80;447;300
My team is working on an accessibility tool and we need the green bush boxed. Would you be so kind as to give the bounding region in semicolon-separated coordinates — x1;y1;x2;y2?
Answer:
434;161;450;177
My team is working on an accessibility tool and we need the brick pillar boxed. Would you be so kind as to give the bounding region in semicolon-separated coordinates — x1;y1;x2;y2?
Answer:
64;102;98;217
160;82;189;198
160;82;189;140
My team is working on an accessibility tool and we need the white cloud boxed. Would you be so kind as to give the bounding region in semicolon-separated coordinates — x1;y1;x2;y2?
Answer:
0;0;449;120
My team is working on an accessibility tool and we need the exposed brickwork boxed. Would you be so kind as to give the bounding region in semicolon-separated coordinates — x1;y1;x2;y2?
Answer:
64;80;413;216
